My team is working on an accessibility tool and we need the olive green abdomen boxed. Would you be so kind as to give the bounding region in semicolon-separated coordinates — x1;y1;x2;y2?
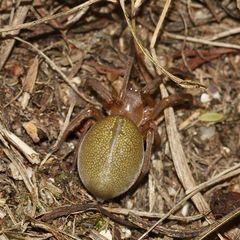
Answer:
77;115;144;200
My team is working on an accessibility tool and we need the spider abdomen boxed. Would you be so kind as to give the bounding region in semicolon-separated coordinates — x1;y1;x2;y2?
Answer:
77;115;144;200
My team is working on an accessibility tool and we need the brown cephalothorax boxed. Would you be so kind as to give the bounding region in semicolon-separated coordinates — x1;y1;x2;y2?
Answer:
54;61;192;201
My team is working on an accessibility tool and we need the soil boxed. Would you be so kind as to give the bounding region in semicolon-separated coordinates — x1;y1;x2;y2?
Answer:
0;0;240;239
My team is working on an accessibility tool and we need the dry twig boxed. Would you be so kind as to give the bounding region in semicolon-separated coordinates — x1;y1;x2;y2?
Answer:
0;5;29;70
14;36;100;106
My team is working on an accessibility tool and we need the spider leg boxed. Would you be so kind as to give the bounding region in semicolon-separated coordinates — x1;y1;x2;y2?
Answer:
118;56;134;101
86;77;113;105
84;57;133;106
151;93;193;120
52;107;104;152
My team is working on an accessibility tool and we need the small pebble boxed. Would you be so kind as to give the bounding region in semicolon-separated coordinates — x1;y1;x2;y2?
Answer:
200;93;210;103
100;229;112;240
199;126;216;141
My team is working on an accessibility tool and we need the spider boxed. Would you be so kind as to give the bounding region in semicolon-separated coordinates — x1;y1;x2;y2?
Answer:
54;59;191;201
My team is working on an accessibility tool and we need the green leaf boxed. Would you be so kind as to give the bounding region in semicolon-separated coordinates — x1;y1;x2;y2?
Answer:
95;218;106;230
198;112;224;122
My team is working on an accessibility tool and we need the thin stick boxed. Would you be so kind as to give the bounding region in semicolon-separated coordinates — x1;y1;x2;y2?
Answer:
14;36;100;106
150;0;171;49
0;5;29;70
119;57;133;101
52;101;76;151
208;27;240;41
0;0;102;34
165;32;240;50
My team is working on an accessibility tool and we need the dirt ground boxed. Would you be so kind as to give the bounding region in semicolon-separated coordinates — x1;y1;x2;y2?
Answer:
0;0;240;239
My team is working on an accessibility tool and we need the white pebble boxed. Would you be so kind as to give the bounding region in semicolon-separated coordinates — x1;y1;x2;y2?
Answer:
200;93;210;103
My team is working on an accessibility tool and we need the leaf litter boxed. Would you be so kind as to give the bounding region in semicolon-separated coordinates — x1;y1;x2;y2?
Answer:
0;0;240;239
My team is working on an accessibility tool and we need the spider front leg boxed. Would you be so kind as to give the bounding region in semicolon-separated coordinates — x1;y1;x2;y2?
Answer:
151;93;193;120
52;107;104;152
85;77;113;106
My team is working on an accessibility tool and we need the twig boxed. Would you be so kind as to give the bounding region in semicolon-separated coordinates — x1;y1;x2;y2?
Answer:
0;0;102;34
14;36;100;106
165;32;240;50
150;0;171;49
104;207;203;222
194;207;240;240
3;147;39;217
138;83;212;240
0;5;29;70
0;122;40;164
41;100;76;166
208;27;240;41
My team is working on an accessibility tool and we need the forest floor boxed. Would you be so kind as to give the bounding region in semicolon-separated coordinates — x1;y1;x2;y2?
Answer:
0;0;240;239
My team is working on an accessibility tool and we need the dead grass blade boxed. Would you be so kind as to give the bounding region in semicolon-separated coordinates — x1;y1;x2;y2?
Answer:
194;207;240;240
0;0;102;34
150;0;171;49
3;147;39;217
119;0;205;89
160;83;210;213
165;32;240;50
30;217;82;240
0;5;29;71
208;26;240;41
21;57;39;109
0;122;40;164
